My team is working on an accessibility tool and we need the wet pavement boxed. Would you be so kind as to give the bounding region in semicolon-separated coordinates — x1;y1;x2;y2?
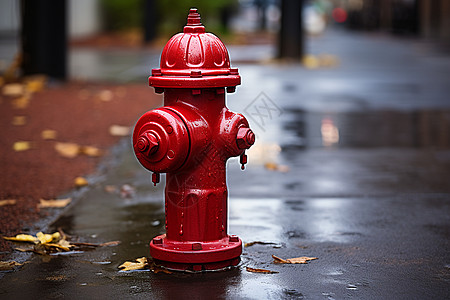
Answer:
2;28;450;298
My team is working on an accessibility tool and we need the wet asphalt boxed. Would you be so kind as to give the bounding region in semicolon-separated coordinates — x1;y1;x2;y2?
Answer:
1;28;450;299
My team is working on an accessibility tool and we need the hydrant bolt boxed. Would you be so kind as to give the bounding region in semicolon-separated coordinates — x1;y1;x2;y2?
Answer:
135;131;159;157
236;128;255;149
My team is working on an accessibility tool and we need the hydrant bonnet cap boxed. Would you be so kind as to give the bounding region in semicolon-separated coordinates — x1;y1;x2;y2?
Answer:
149;8;240;89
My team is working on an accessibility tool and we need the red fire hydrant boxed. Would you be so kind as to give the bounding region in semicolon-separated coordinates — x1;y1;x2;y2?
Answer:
133;8;255;271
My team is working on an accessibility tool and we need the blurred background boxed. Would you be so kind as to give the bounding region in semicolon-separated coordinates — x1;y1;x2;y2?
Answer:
0;0;449;81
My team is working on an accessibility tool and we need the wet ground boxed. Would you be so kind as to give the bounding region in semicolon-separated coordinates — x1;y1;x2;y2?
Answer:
2;28;450;298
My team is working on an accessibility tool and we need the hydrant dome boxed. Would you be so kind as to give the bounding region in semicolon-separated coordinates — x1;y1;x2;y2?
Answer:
149;8;240;89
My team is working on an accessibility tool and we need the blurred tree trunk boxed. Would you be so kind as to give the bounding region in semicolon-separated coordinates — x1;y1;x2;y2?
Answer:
278;0;303;60
143;0;157;43
21;0;67;80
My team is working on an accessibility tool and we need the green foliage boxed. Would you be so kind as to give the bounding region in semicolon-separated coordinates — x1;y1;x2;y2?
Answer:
157;0;234;36
100;0;144;31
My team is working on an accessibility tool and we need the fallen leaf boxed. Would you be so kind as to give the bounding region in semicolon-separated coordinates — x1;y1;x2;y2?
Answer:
99;240;121;247
38;198;72;208
151;265;173;274
302;54;320;69
54;142;80;158
36;232;60;244
74;177;88;187
0;261;22;271
109;125;130;137
272;255;317;264
3;234;39;243
24;75;47;93
41;129;57;140
0;199;16;207
119;257;148;271
11;116;27;126
45;243;71;252
72;240;120;248
2;83;25;97
11;94;30;109
272;255;288;263
104;185;117;194
245;241;278;247
246;266;278;274
13;141;31;152
120;184;135;198
80;145;102;157
264;162;290;173
98;90;113;102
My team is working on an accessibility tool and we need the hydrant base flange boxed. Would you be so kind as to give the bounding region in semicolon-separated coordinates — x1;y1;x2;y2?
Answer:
150;234;242;271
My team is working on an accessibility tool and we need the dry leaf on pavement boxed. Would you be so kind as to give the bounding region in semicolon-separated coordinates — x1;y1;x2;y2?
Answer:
109;125;130;137
13;141;31;152
36;232;60;244
2;83;25;97
54;142;80;158
24;75;47;93
80;145;102;157
246;267;279;274
11;116;27;126
0;199;16;207
74;177;89;187
98;90;113;102
245;241;279;247
41;129;57;140
0;261;22;271
119;257;148;271
11;95;31;109
39;198;72;208
272;255;317;264
3;234;39;243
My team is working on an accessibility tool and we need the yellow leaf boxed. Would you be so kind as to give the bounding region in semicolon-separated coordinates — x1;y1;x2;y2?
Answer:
272;255;317;264
109;125;130;137
0;199;16;207
2;83;25;97
54;142;80;158
119;257;148;271
0;261;22;271
41;129;57;140
246;267;278;274
58;239;74;249
80;145;102;157
11;95;30;109
13;141;31;152
24;75;47;93
98;90;113;102
11;116;27;126
302;55;320;69
3;234;38;243
74;176;88;187
38;198;72;208
37;232;57;244
45;243;71;252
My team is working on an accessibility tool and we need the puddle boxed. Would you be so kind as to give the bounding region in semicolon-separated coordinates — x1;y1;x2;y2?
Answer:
281;109;450;149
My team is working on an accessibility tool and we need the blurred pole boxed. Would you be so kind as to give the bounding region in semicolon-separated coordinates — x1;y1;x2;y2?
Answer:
143;0;156;43
278;0;303;60
21;0;67;80
255;0;267;31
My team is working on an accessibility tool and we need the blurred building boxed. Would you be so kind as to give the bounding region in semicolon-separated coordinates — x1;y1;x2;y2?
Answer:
341;0;450;43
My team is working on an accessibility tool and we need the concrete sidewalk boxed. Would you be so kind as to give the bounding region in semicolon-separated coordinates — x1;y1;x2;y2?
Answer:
1;28;450;299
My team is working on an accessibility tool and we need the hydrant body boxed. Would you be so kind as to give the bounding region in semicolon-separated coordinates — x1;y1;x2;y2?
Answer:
133;9;254;271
